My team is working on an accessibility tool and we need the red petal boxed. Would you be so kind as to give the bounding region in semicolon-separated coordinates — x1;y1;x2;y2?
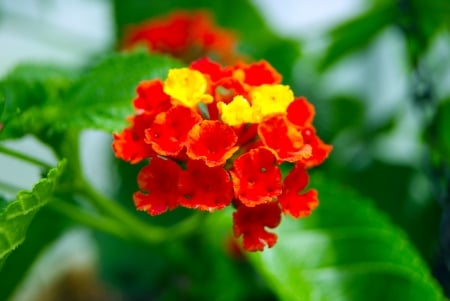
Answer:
178;160;233;211
133;157;181;215
145;106;202;156
237;60;282;86
300;127;333;168
112;113;155;164
133;79;172;114
287;97;315;127
233;202;281;251
231;147;282;207
190;57;229;83
186;120;238;167
279;165;318;218
258;115;311;162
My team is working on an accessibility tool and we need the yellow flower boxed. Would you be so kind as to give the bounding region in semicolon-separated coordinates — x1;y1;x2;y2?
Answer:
164;68;213;108
218;95;256;126
249;84;294;120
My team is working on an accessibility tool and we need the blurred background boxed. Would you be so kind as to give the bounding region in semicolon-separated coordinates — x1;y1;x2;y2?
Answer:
1;0;449;300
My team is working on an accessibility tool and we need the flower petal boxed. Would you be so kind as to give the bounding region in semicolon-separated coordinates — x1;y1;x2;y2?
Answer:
287;97;315;127
164;68;213;107
258;115;312;162
233;202;281;251
249;84;294;120
145;106;202;157
278;165;318;218
178;160;233;211
238;60;282;86
186;120;238;167
133;79;172;114
231;147;282;207
112;113;155;164
300;127;333;168
133;157;181;215
218;95;256;126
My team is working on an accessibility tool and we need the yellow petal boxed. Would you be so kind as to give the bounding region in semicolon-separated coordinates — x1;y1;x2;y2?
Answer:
163;68;213;108
218;95;255;126
250;84;294;119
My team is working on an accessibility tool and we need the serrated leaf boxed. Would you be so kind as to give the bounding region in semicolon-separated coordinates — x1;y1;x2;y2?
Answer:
249;174;445;301
0;160;66;270
0;64;74;140
319;3;396;71
0;207;67;301
62;51;183;132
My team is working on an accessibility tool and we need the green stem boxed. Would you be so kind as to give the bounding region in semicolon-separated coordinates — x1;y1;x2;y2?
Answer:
54;130;202;245
75;179;203;245
49;199;132;242
0;144;53;170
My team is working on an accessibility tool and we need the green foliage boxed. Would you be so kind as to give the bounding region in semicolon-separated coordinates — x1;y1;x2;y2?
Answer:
0;52;182;139
0;65;74;140
0;160;66;270
319;2;396;70
249;174;445;301
434;99;450;163
0;208;68;301
62;51;182;132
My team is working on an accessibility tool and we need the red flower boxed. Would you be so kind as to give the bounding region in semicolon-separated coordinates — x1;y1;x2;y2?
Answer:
233;202;281;252
133;79;172;115
133;157;181;215
114;58;332;252
236;60;282;86
145;105;202;156
258;115;312;162
112;113;156;164
122;10;240;63
278;165;318;218
186;120;239;167
286;97;315;127
190;57;230;83
231;147;282;207
300;127;333;168
178;160;233;211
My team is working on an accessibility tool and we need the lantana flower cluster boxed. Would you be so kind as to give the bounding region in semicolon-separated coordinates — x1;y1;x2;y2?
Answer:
113;57;331;251
122;10;240;64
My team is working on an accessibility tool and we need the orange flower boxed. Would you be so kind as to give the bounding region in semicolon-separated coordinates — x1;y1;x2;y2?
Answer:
113;57;332;252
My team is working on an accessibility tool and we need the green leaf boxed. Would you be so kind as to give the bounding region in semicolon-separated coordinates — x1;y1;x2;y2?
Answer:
0;65;74;140
434;99;450;163
0;207;68;301
249;174;445;301
319;3;396;71
0;160;66;270
62;51;182;132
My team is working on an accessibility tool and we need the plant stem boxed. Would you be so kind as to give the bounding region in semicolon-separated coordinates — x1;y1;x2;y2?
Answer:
0;144;53;170
76;179;203;245
48;199;132;242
